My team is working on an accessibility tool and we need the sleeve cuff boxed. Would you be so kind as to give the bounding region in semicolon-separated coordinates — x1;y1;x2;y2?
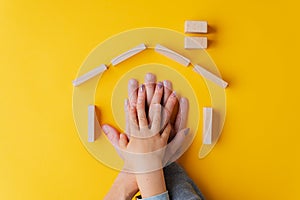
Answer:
137;191;169;200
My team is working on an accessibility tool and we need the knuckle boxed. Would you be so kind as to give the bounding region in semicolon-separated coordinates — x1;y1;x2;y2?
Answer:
139;115;147;122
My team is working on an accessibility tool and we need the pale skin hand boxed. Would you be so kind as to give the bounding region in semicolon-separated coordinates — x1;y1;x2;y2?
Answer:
117;84;175;173
119;83;173;197
119;83;176;161
103;73;189;200
103;171;138;200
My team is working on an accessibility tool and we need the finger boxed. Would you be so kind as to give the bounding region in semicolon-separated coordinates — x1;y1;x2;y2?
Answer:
119;133;129;149
170;99;179;126
136;84;148;128
163;92;178;138
124;99;130;134
129;104;139;133
144;73;156;107
164;128;190;164
161;123;171;143
150;104;162;133
167;92;179;140
175;97;189;132
128;79;139;107
150;81;163;104
101;124;120;147
164;91;178;119
163;80;173;106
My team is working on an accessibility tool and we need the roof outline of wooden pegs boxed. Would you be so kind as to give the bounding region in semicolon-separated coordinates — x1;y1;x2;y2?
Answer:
72;64;107;87
111;43;147;66
155;44;190;66
193;64;228;88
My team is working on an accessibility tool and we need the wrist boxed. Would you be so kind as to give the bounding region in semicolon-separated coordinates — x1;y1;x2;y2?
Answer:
104;171;138;200
119;172;139;199
136;169;166;198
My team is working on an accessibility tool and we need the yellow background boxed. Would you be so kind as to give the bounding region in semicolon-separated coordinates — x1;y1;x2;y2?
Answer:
1;0;300;199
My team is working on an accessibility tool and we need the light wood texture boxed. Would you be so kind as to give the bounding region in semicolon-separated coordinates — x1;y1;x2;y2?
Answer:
88;105;95;142
185;37;207;49
203;107;213;144
111;43;147;66
184;20;208;33
72;64;107;86
155;44;190;66
193;64;228;88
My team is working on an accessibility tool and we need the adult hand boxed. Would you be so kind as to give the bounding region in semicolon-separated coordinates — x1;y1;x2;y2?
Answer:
103;73;190;166
118;82;176;172
102;73;190;199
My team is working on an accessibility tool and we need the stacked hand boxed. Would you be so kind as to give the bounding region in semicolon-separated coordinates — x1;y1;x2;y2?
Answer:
103;73;190;199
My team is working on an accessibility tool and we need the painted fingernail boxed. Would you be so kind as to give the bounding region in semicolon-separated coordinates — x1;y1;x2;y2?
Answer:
157;82;163;89
102;125;109;134
184;128;190;136
163;80;168;86
140;84;145;92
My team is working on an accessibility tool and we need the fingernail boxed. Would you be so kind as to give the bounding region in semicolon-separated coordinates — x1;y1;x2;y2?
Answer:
140;84;145;92
129;79;137;85
146;73;154;80
102;125;109;134
180;97;186;103
184;128;190;136
124;99;128;106
172;91;177;97
163;80;168;86
157;82;163;89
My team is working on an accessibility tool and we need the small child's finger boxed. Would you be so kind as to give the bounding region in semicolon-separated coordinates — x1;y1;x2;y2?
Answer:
128;79;139;107
163;80;173;106
144;73;156;107
161;123;171;143
136;84;148;128
150;82;163;105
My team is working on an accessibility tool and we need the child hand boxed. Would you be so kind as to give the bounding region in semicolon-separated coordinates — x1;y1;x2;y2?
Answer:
118;83;173;173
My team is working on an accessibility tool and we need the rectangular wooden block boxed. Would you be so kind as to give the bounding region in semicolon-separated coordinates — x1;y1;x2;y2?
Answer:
72;64;107;87
111;43;147;66
203;107;213;144
185;20;208;33
88;105;95;142
155;44;190;66
185;37;207;49
193;64;228;88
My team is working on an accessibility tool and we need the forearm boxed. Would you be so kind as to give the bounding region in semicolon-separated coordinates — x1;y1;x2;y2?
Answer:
104;171;138;200
136;169;167;198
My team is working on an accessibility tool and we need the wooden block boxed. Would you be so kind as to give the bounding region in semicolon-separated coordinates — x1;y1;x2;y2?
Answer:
185;37;207;49
185;20;207;33
193;64;228;88
155;44;190;66
72;64;107;87
203;107;212;144
88;105;96;142
111;43;147;66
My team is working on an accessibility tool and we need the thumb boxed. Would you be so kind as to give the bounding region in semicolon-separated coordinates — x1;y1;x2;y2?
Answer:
102;124;120;147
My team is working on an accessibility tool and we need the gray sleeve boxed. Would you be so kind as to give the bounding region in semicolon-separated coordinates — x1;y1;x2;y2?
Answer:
163;163;205;200
137;191;170;200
